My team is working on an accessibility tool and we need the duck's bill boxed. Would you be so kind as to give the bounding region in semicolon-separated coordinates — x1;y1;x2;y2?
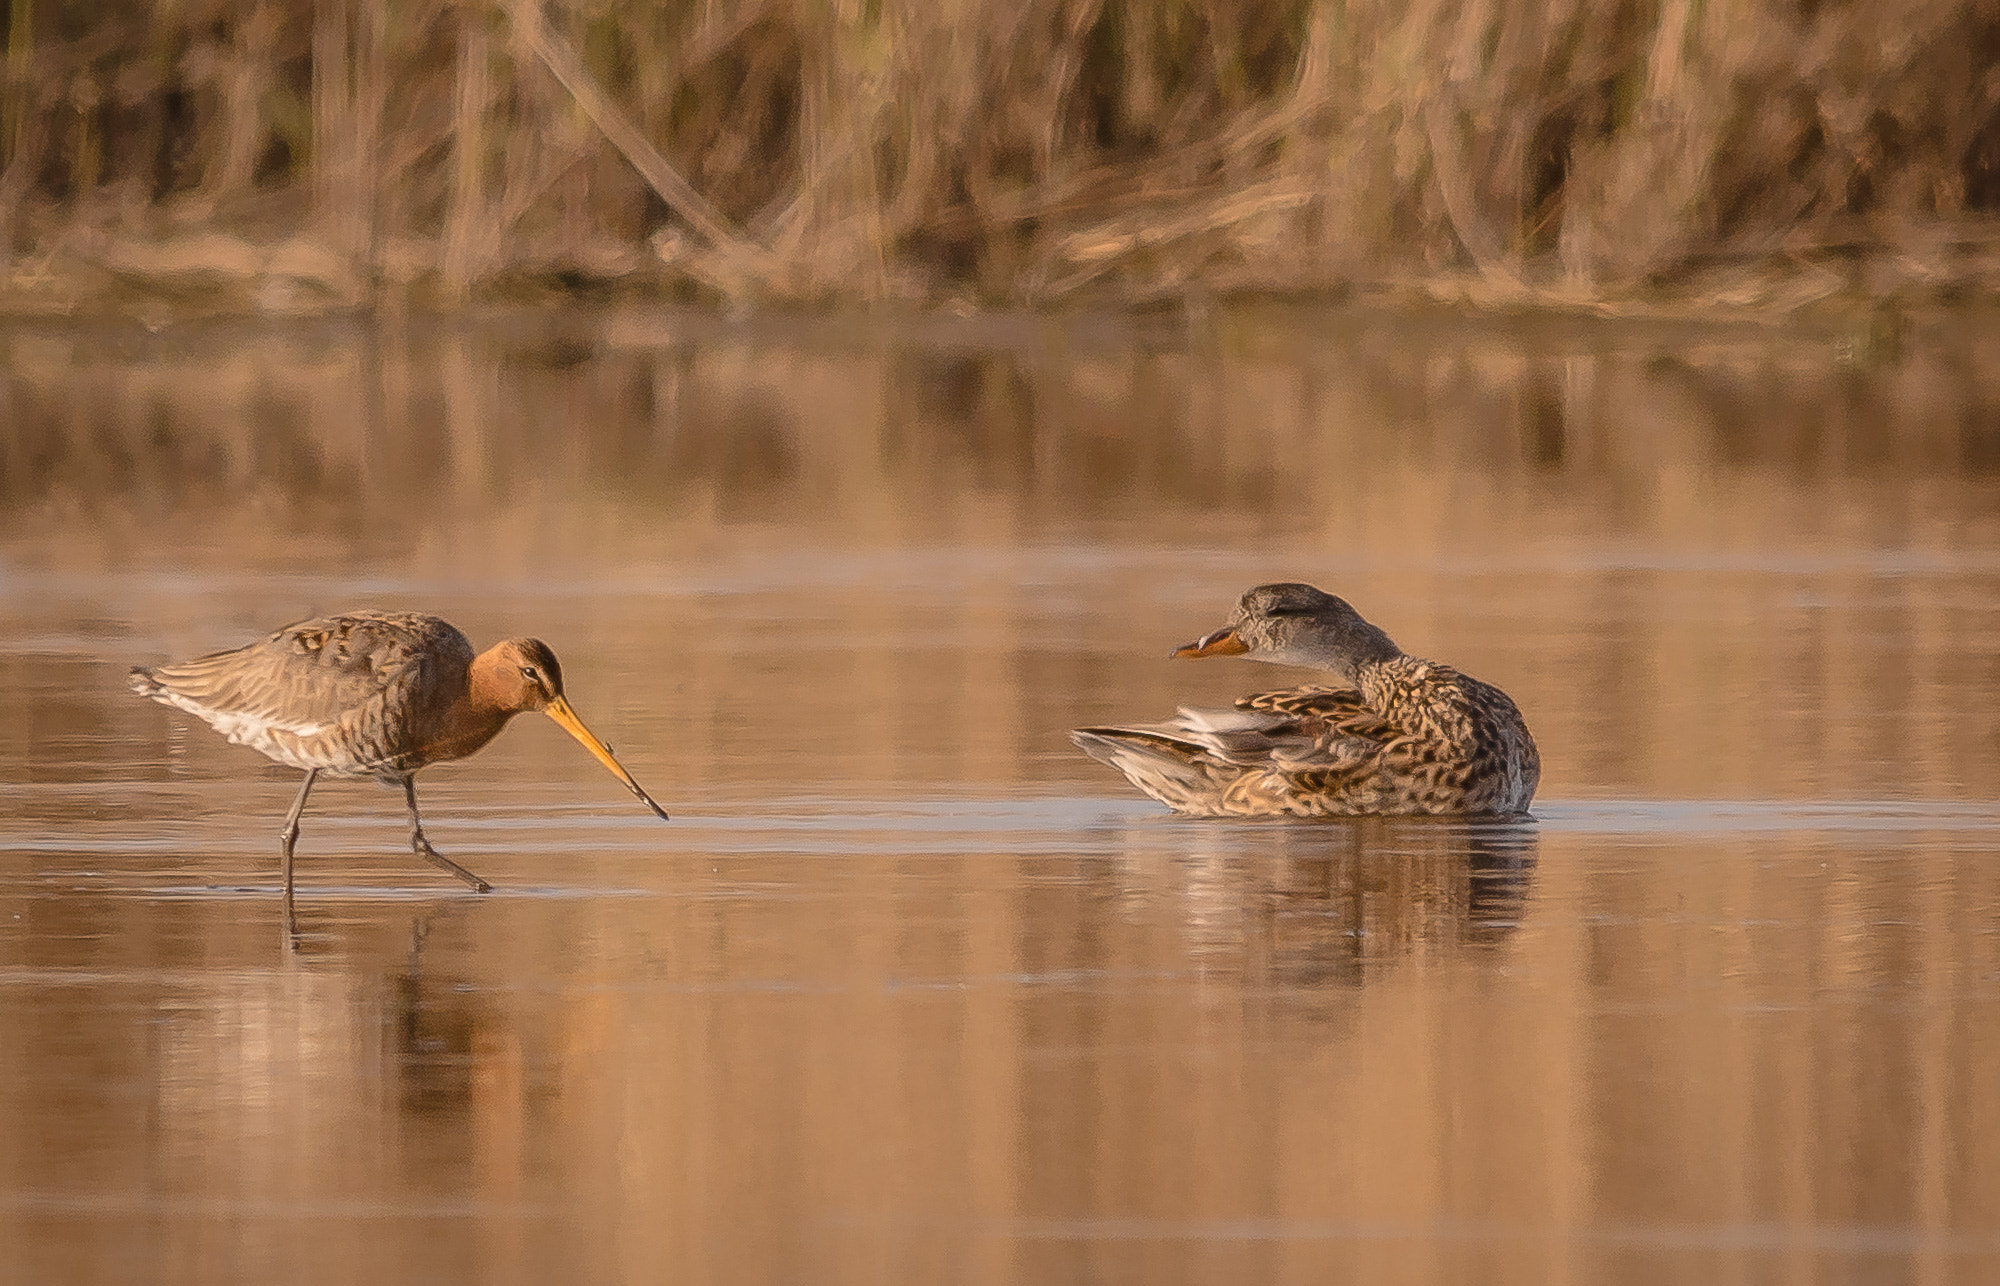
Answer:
543;696;671;821
1171;626;1250;659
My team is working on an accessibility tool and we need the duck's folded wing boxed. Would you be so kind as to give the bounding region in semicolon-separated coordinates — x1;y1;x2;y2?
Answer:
1233;686;1400;769
1153;705;1321;766
1074;685;1415;815
1238;685;1362;718
1093;691;1382;767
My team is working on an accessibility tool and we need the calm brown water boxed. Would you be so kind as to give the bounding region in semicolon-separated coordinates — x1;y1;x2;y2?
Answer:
3;308;2000;1284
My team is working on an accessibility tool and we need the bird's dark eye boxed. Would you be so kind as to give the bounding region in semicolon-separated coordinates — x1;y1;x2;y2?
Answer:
521;666;540;683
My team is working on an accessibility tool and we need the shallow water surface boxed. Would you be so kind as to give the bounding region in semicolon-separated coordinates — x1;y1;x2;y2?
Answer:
3;310;2000;1284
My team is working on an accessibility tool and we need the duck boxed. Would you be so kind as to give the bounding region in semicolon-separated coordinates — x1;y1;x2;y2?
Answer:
1071;583;1539;817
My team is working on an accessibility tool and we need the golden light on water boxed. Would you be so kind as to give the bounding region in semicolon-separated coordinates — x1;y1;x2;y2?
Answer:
3;311;1999;1281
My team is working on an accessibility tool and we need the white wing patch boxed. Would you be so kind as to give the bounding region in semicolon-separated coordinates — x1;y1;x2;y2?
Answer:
155;692;342;771
1173;707;1274;734
210;711;328;741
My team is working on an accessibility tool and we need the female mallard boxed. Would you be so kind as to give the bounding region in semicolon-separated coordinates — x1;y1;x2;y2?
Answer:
1072;583;1539;817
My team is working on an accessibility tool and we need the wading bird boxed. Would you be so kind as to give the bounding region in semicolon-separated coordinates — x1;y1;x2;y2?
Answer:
131;611;669;931
1072;583;1538;817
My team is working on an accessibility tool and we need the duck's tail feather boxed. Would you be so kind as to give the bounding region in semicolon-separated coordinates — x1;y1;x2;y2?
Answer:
1070;727;1238;815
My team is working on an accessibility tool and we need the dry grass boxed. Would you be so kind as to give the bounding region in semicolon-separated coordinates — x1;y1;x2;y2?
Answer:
3;0;1999;310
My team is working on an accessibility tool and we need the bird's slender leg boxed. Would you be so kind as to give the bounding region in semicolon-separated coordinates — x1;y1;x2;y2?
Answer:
279;769;318;936
403;776;492;893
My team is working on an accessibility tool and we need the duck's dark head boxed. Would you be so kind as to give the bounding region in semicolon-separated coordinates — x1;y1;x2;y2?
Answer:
1173;582;1401;680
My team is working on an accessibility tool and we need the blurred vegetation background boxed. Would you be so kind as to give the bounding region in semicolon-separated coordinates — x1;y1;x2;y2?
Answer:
3;0;1999;313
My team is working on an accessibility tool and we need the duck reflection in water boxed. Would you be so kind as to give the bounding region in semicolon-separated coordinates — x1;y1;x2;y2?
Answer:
1148;819;1540;996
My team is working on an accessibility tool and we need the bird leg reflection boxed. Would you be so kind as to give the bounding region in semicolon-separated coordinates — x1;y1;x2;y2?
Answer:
402;776;491;893
280;768;318;936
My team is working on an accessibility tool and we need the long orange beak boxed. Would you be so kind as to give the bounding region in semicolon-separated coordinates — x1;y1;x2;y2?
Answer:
543;695;671;821
1171;626;1250;659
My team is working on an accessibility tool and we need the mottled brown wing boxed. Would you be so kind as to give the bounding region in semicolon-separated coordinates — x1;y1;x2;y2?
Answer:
1238;685;1363;718
135;612;471;760
1238;685;1402;765
1080;660;1540;817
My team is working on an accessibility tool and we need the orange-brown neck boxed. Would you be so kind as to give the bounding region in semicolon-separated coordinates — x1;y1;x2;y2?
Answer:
466;645;539;714
418;648;533;765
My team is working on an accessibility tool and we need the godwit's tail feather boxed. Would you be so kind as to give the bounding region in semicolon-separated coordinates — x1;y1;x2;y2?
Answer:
129;656;229;713
130;654;239;703
129;649;282;723
128;633;408;769
128;620;440;738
